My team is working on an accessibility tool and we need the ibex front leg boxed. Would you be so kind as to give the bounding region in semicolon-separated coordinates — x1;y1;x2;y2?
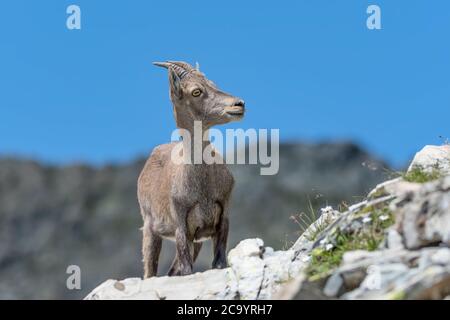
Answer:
142;217;162;279
170;199;194;276
212;201;229;269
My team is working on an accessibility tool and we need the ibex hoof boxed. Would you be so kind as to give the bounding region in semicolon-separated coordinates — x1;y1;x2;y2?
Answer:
212;259;228;269
170;265;193;276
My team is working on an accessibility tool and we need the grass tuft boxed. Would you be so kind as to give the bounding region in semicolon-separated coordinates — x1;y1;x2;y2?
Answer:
291;196;341;243
306;207;394;281
303;216;333;242
403;166;441;183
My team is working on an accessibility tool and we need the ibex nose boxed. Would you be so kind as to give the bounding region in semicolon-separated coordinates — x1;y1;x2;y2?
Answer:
233;99;245;109
224;98;245;118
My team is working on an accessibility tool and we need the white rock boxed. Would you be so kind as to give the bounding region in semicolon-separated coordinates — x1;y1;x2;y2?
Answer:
84;268;237;300
228;238;264;261
430;248;450;265
324;273;344;297
396;176;450;248
271;274;305;300
348;201;367;212
342;250;378;265
343;263;410;299
85;237;307;300
228;238;266;300
288;258;305;278
368;178;423;198
387;229;404;250
263;249;295;284
408;145;450;175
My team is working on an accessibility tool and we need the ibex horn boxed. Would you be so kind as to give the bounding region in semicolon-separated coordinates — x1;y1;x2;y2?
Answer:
153;61;195;79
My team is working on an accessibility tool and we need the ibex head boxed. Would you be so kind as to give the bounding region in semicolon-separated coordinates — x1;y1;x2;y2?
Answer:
154;61;245;130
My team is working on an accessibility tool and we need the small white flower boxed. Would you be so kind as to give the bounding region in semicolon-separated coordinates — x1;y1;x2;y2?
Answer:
362;217;372;224
325;243;334;251
320;206;333;214
319;239;327;245
379;215;389;221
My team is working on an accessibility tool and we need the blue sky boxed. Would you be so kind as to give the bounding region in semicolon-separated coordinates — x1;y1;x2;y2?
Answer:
0;1;449;167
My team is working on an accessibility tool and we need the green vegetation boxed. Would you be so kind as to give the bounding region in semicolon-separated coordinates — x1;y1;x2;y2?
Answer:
386;290;406;300
306;207;395;281
369;187;388;199
403;166;441;183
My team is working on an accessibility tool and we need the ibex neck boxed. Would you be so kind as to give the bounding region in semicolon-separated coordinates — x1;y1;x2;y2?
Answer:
178;122;213;164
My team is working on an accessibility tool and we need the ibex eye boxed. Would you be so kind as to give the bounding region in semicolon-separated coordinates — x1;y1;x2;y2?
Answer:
192;89;202;97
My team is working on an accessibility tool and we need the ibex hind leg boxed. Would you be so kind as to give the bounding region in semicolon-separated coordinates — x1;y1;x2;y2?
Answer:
142;218;162;279
212;215;229;269
167;242;202;276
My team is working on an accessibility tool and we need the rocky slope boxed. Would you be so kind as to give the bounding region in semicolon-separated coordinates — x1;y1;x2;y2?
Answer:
0;142;387;299
85;145;450;300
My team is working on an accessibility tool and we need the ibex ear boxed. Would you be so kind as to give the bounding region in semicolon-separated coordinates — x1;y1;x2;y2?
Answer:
168;67;182;99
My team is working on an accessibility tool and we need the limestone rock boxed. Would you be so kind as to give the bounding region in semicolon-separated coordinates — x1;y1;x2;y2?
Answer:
271;274;305;300
323;273;344;297
228;239;266;299
368;178;421;199
342;248;450;300
394;176;450;249
386;229;405;250
85;238;307;300
85;268;238;300
408;145;450;175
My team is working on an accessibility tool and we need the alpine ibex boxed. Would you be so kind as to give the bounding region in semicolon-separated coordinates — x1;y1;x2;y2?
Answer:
138;61;245;277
